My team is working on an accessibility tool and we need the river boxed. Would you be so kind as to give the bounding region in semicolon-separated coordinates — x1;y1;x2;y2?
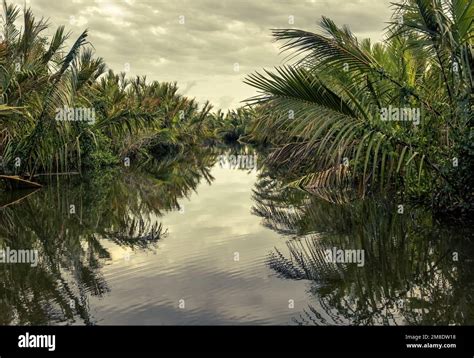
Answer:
0;147;473;325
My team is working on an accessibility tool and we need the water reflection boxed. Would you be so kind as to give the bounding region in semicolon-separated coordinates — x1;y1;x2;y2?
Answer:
0;148;217;325
253;169;474;325
1;146;472;325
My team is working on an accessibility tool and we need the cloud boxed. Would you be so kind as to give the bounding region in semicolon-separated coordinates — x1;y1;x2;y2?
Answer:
12;0;392;110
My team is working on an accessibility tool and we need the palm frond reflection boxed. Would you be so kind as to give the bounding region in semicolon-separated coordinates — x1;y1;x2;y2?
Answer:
0;150;215;324
253;170;474;325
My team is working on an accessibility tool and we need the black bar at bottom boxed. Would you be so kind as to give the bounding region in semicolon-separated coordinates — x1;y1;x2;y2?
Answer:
0;326;472;355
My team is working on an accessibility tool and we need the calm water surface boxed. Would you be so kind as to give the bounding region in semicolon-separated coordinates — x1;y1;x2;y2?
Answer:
1;148;473;325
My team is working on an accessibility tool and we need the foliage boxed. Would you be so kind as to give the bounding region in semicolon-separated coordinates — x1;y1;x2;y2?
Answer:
245;0;474;213
212;107;254;143
0;1;218;178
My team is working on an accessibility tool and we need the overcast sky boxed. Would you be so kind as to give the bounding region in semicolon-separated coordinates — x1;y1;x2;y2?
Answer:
14;0;392;110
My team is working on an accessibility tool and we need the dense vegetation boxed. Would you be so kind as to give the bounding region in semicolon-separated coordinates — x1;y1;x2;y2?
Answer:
0;0;472;216
0;1;244;180
0;0;472;326
213;108;254;143
245;0;473;214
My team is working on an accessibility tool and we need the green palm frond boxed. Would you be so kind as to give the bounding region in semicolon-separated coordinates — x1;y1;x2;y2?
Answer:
245;0;472;205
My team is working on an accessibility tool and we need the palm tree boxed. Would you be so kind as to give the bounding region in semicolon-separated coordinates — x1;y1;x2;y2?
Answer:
214;108;253;143
245;0;473;213
0;0;106;177
0;1;219;180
